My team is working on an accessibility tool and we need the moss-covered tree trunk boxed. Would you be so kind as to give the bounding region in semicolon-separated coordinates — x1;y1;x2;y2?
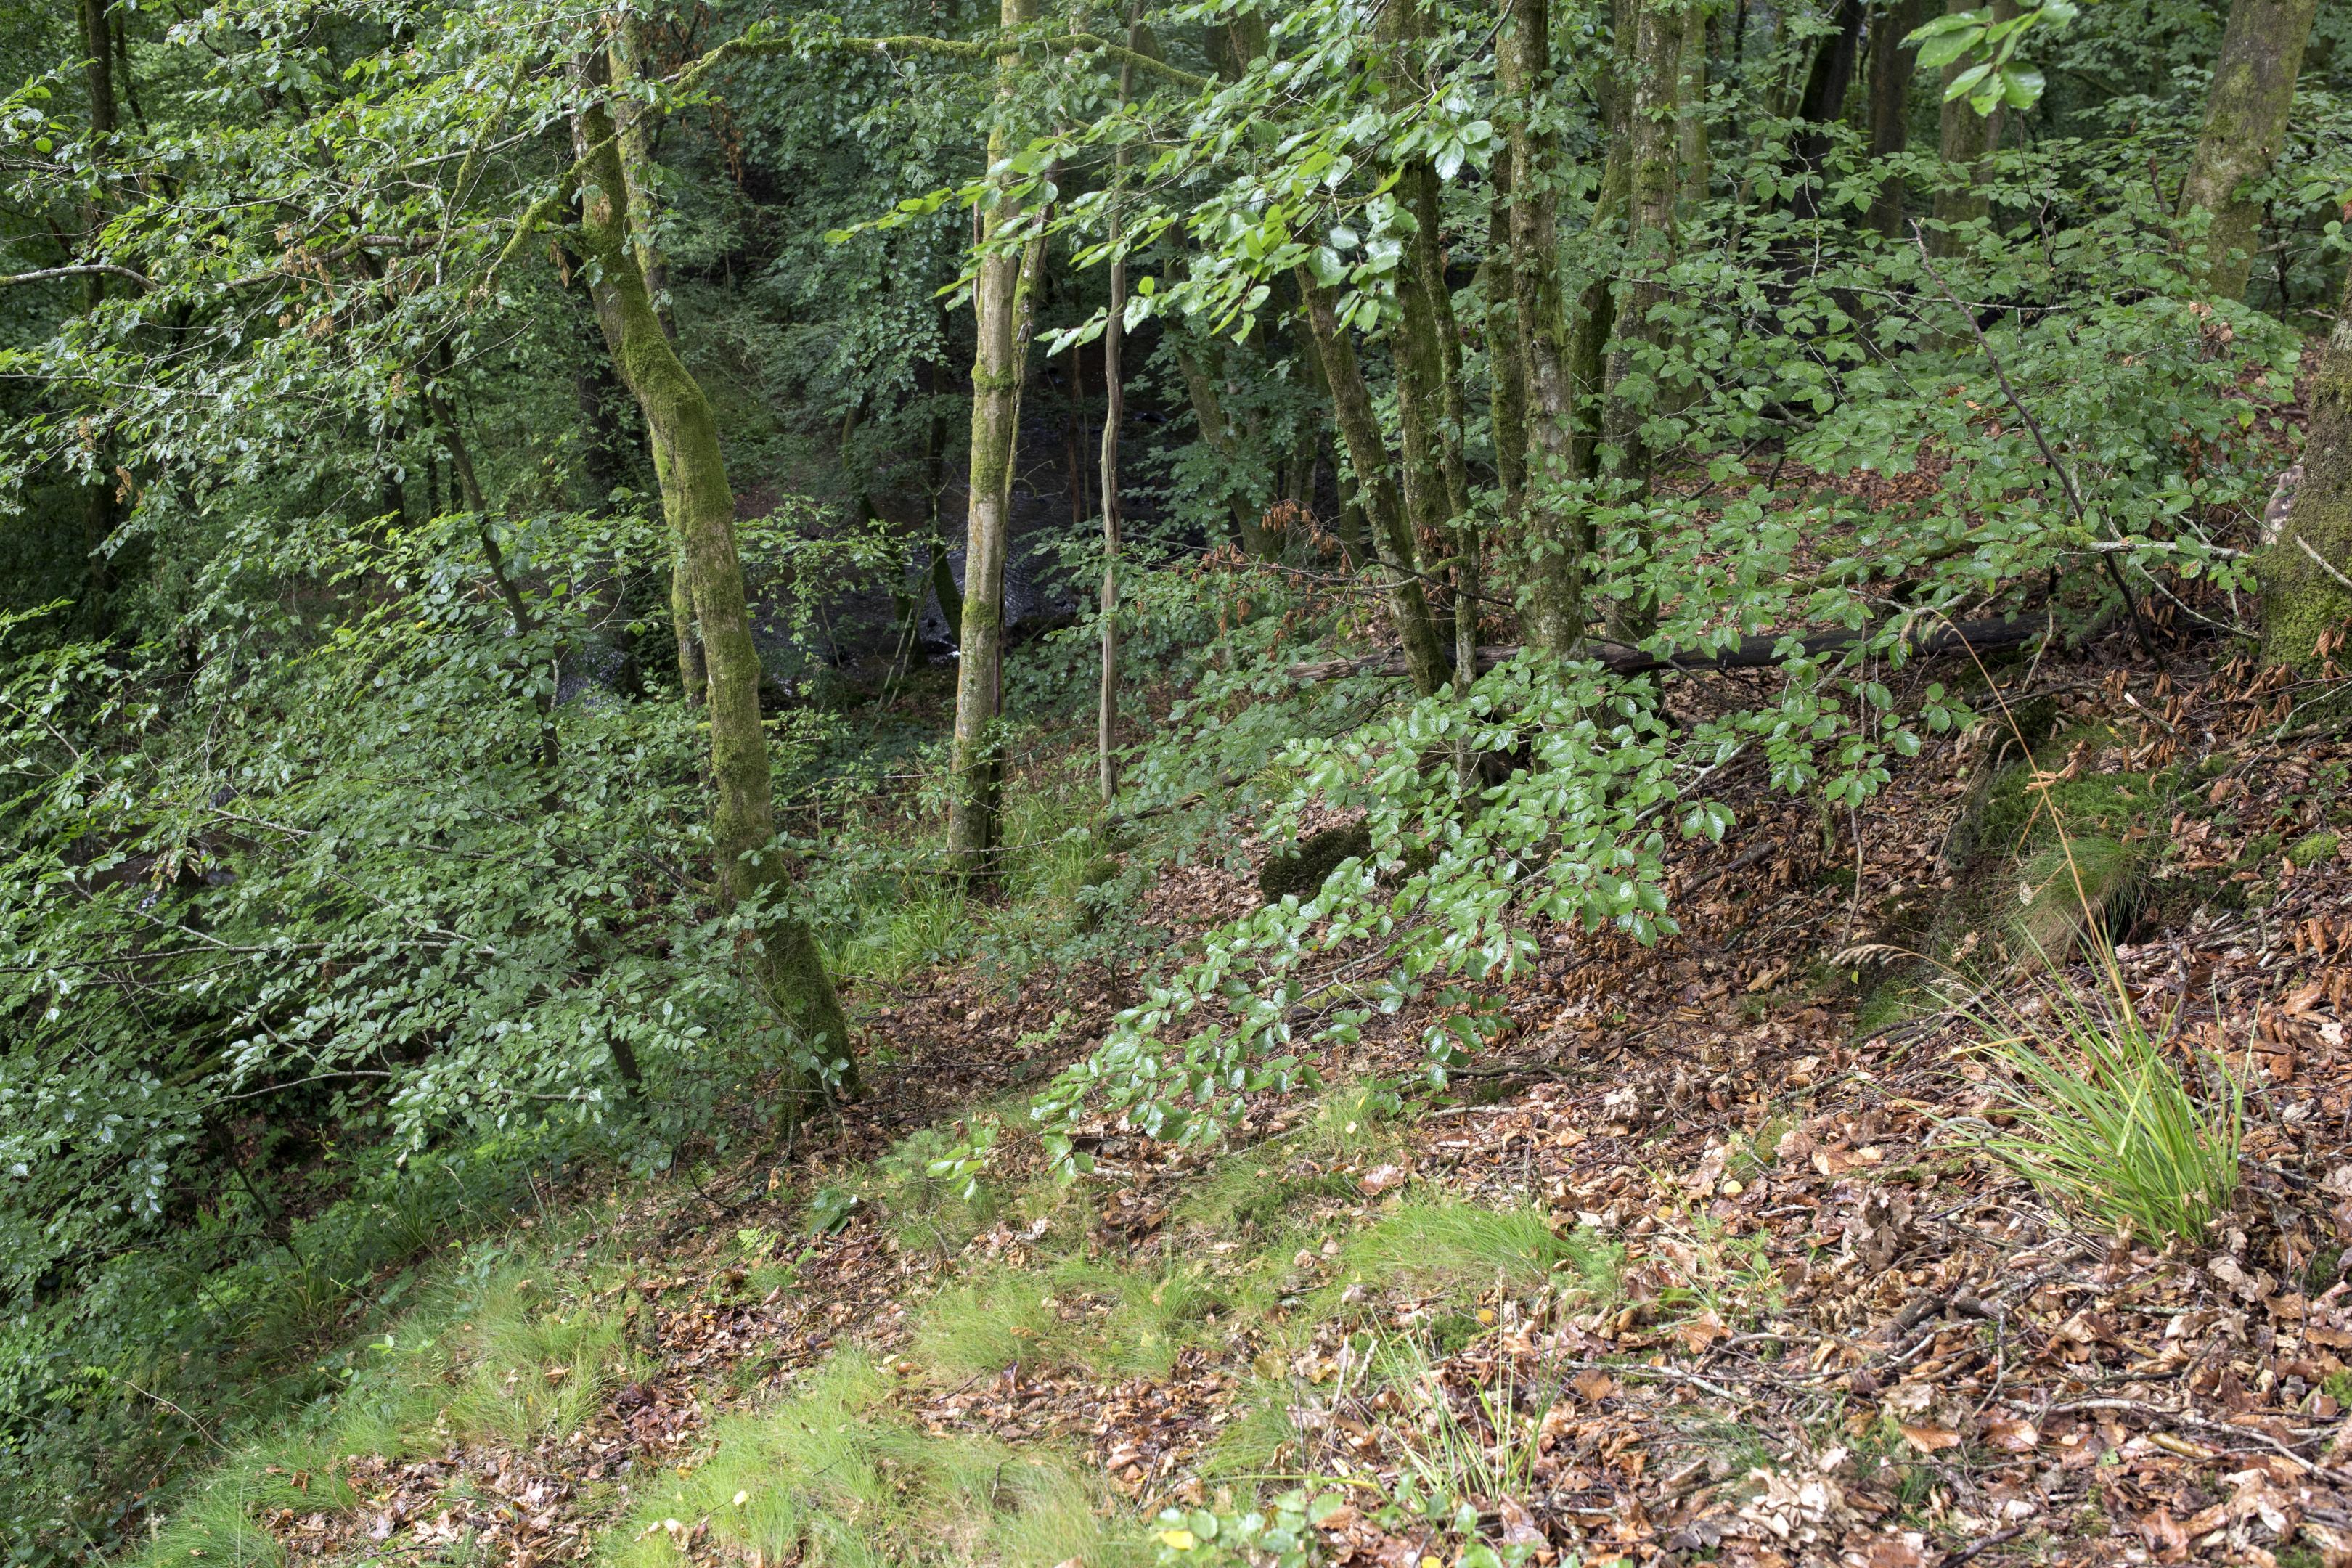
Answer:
947;0;1050;886
573;83;852;1108
1866;0;1924;237
1600;0;1683;640
2176;0;2319;303
1297;272;1450;695
1497;0;1587;651
2262;271;2352;669
1929;0;2010;254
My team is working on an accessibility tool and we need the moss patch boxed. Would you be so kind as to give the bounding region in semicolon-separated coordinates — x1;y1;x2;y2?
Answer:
1257;820;1373;902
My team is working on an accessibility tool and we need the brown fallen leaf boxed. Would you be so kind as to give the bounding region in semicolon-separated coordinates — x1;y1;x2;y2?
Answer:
1356;1164;1407;1196
2139;1506;2190;1562
1981;1416;2039;1453
1898;1421;1961;1453
1571;1369;1616;1402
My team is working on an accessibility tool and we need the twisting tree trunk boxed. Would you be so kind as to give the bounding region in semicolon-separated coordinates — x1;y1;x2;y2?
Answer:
1929;0;2012;254
573;61;852;1109
2261;270;2352;668
947;0;1050;886
1498;0;1586;651
1866;0;1924;237
1600;0;1683;640
1296;273;1451;695
2176;0;2319;303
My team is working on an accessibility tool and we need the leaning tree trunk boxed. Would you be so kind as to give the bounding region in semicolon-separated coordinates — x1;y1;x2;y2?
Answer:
1296;272;1452;695
947;0;1050;886
2261;270;2352;669
1599;0;1683;640
574;89;853;1108
2176;0;2319;303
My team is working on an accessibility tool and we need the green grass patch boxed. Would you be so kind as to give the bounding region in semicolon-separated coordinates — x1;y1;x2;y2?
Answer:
610;1354;1146;1568
1333;1199;1617;1302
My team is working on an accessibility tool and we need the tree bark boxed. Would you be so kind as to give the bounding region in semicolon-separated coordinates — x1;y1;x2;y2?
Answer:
1789;0;1864;219
1295;271;1451;695
947;0;1049;886
1929;0;2012;255
1676;0;1710;216
76;0;118;631
1174;340;1273;557
1600;0;1683;640
573;78;852;1107
2262;271;2352;668
2176;0;2319;303
1866;0;1925;237
1098;36;1132;807
1497;0;1587;651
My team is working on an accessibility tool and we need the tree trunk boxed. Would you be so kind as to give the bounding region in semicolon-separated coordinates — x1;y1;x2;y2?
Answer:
1676;0;1710;216
1296;271;1451;695
77;0;118;631
2176;0;2319;303
946;0;1049;886
573;81;852;1108
1929;0;2012;254
1600;0;1683;640
1498;0;1586;651
1866;0;1925;237
1098;41;1132;807
2261;271;2352;668
1174;341;1272;557
1789;0;1863;220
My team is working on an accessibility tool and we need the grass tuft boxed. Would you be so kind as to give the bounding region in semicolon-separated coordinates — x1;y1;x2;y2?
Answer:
1967;940;2242;1245
611;1354;1144;1568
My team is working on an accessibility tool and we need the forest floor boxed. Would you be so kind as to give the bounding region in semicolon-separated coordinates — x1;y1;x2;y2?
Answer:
151;633;2352;1568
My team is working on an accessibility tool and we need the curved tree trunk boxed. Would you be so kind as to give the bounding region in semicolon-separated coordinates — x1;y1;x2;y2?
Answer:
2261;271;2352;669
2176;0;2319;303
574;80;852;1111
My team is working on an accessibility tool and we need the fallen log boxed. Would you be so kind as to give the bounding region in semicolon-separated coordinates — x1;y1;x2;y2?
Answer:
1286;615;2043;682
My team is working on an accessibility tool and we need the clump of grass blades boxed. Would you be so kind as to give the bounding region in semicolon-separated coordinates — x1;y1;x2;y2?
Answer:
1969;939;2241;1246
